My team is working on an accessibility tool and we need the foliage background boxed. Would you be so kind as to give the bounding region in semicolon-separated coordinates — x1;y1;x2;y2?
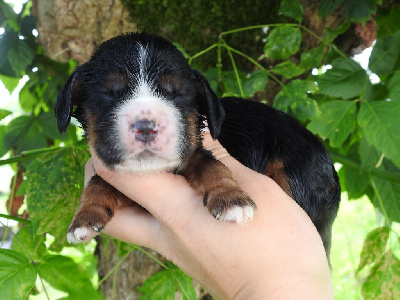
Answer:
1;0;400;299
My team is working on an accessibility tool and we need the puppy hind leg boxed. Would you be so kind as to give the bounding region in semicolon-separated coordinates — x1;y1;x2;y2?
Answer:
181;149;257;224
67;174;134;243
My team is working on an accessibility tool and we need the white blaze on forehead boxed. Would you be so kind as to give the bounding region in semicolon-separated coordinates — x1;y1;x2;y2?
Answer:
114;79;184;173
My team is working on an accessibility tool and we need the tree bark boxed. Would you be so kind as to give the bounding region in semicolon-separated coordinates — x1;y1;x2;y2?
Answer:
33;0;137;64
95;237;165;299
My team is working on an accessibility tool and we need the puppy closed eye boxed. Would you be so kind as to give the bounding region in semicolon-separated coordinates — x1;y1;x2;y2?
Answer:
106;73;128;95
157;75;183;97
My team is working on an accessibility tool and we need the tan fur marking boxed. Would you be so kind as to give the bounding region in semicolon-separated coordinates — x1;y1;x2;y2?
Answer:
265;159;291;197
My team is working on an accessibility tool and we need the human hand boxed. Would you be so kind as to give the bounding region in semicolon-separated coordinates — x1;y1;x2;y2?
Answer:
87;133;334;299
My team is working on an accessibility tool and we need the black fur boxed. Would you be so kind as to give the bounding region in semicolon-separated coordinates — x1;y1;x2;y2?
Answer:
218;97;340;254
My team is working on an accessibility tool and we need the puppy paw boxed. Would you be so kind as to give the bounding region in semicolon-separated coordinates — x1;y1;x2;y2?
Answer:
67;209;110;243
67;226;99;244
205;188;257;224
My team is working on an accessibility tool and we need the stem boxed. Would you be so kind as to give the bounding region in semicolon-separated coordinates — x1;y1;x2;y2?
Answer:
220;23;298;37
0;213;31;224
134;245;169;269
188;43;219;65
221;39;244;97
98;249;132;285
222;44;284;87
369;175;391;228
38;275;51;300
329;152;400;184
0;147;60;166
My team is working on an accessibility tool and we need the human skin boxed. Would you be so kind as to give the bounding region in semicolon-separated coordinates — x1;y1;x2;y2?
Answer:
87;133;334;299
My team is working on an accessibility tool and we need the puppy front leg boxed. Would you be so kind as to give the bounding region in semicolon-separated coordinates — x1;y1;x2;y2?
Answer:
67;174;133;243
180;149;257;224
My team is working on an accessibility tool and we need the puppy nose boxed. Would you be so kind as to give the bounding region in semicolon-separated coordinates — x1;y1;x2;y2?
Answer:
133;120;158;142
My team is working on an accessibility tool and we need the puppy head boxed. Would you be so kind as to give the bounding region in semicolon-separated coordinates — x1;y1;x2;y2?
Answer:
55;32;224;173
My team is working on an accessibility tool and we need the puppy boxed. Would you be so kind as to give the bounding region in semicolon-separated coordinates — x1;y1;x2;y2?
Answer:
55;32;340;259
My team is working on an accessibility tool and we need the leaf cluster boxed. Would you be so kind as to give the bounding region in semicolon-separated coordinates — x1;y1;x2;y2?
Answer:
0;0;400;299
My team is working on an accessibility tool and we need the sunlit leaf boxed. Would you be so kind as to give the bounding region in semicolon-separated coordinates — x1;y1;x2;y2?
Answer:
24;147;90;251
358;100;400;168
0;249;36;300
317;57;368;99
138;269;175;300
263;26;302;60
362;251;400;300
371;175;400;223
274;79;318;122
369;31;400;77
307;100;357;148
357;227;390;274
271;60;305;79
37;255;103;299
0;74;20;93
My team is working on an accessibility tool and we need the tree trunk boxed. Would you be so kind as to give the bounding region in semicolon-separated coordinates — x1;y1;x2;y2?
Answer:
95;236;165;299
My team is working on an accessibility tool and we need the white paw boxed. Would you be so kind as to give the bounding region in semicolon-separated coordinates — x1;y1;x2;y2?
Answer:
219;205;255;224
67;227;97;244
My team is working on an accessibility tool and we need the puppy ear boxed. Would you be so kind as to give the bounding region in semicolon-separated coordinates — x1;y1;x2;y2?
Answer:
192;70;225;139
54;72;79;133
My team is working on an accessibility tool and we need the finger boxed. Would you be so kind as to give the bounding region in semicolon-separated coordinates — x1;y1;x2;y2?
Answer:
84;158;96;186
201;131;230;160
102;206;161;250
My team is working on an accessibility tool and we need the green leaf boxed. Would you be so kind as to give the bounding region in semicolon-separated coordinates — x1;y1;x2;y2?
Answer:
0;249;37;300
345;0;378;22
0;125;6;157
3;115;35;153
203;67;219;92
359;136;381;169
0;2;19;31
369;31;400;77
299;44;324;70
317;57;368;99
174;268;196;300
37;255;103;299
338;164;370;199
221;70;246;97
11;225;47;261
19;83;38;113
371;175;400;223
388;70;400;102
271;60;305;79
0;74;20;93
362;251;400;300
242;70;268;98
138;269;176;300
263;26;302;60
357;227;390;274
279;0;303;22
24;147;90;250
37;111;69;141
0;109;12;121
358;101;400;168
307;100;357;148
14;119;48;155
7;39;36;76
274;79;319;122
376;7;400;37
325;22;351;43
318;0;344;17
20;15;37;37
